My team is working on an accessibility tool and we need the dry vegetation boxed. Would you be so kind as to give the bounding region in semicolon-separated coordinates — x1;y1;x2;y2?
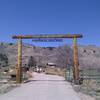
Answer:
73;79;100;100
45;67;66;78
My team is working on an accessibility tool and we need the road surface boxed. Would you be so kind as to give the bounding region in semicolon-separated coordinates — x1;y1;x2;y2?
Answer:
0;73;81;100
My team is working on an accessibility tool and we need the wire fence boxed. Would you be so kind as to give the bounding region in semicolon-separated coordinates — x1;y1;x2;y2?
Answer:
74;68;100;100
80;68;100;83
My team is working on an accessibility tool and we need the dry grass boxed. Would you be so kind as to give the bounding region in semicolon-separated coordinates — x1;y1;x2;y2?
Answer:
45;67;66;78
73;79;100;100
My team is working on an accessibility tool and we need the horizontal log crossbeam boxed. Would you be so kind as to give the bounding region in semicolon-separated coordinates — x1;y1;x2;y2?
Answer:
12;34;83;39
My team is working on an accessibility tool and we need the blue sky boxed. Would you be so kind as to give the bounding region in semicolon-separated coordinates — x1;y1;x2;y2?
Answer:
0;0;100;47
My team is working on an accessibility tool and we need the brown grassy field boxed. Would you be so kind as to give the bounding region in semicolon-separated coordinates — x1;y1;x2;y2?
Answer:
45;67;66;78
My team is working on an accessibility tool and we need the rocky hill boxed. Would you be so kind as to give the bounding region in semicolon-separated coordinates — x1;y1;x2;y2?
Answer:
78;45;100;68
0;42;99;69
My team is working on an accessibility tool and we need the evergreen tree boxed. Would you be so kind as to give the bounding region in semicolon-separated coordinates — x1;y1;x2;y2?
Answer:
28;56;36;67
0;53;8;67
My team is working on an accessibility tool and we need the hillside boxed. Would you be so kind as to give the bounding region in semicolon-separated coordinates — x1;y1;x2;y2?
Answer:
0;42;99;68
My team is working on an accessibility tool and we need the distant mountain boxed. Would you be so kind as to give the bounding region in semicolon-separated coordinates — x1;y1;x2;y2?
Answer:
0;42;100;69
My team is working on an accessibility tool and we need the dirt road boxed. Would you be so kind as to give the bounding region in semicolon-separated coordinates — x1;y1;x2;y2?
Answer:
0;73;82;100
